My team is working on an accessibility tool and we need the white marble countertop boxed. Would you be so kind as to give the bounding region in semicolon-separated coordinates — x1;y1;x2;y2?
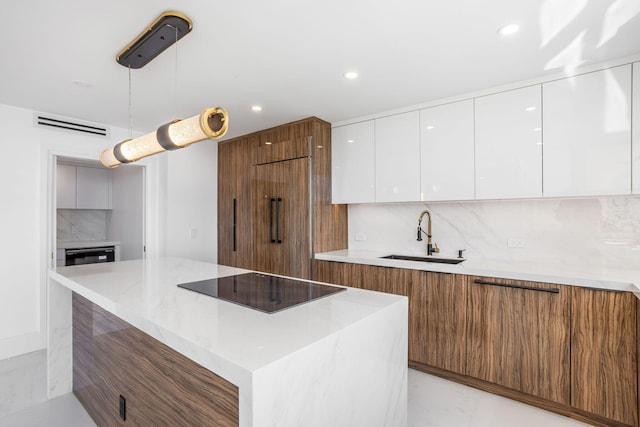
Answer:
48;257;406;388
315;249;640;294
57;240;121;249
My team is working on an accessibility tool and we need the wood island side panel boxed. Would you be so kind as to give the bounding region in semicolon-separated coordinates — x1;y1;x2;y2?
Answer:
73;293;239;427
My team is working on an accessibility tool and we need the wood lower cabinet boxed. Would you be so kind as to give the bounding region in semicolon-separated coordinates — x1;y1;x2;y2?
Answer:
73;293;239;426
409;271;467;375
571;287;638;426
313;260;362;288
314;260;640;427
313;260;408;296
360;264;409;296
466;276;571;405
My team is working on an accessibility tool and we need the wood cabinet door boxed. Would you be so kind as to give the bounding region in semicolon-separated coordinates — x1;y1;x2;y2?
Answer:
253;157;310;279
313;260;362;288
466;276;570;404
571;287;638;425
256;135;310;164
218;137;254;269
409;271;467;374
360;264;409;296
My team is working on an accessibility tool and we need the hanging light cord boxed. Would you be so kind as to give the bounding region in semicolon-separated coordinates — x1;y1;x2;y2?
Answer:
172;24;179;118
128;65;133;139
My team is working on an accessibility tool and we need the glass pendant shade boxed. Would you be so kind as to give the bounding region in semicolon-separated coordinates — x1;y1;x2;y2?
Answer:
100;107;228;168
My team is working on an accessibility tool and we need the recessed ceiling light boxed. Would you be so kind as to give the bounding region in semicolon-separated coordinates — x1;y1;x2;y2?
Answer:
525;106;536;111
498;24;520;36
252;105;262;112
344;71;359;79
426;125;435;130
347;139;355;143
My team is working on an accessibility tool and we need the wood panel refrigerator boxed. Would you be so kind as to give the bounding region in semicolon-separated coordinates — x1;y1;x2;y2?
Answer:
253;156;312;279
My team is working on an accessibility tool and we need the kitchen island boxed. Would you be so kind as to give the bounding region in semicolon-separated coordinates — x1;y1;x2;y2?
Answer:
48;257;408;426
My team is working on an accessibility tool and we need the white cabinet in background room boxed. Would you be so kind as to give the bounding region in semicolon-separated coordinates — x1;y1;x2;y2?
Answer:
474;85;542;199
56;164;112;209
543;65;632;197
375;111;421;203
632;63;640;195
56;164;77;209
76;166;111;209
331;120;375;204
420;100;475;201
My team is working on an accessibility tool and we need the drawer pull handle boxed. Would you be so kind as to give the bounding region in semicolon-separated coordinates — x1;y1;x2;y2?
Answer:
473;279;559;294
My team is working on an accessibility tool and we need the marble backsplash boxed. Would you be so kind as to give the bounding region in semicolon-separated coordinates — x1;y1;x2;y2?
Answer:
347;196;640;270
57;209;108;242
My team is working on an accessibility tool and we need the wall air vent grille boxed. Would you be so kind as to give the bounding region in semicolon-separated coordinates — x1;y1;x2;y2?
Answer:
35;113;109;137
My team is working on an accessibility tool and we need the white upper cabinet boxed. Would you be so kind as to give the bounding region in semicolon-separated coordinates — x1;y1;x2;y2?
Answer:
57;164;112;209
420;100;475;201
375;111;421;203
76;166;112;209
543;65;632;197
56;164;77;209
331;121;375;204
475;85;542;199
633;63;640;195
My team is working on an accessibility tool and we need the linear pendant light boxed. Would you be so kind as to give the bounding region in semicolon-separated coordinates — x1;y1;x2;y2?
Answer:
100;11;229;168
100;107;228;168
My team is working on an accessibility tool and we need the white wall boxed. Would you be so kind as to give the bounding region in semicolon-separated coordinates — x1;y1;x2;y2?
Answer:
348;196;640;270
0;102;222;360
0;104;131;359
110;165;145;260
164;140;218;263
0;102;220;360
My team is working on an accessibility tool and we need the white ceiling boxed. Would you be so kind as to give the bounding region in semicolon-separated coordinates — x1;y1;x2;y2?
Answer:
2;0;640;140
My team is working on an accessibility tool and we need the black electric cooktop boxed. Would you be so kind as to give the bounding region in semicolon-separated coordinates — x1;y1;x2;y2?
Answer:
177;272;346;314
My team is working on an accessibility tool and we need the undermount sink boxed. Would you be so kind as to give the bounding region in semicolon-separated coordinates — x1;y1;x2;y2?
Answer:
381;254;465;265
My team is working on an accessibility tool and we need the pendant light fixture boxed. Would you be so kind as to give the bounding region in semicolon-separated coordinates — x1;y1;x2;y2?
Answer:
100;11;229;168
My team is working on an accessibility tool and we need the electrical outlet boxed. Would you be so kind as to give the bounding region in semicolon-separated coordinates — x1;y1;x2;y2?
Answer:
355;232;367;241
507;238;525;248
189;228;197;239
71;226;79;234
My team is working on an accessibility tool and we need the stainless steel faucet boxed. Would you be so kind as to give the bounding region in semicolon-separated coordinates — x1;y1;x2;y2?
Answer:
417;210;439;256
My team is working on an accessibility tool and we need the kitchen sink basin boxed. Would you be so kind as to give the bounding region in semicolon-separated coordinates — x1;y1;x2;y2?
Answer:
381;254;465;265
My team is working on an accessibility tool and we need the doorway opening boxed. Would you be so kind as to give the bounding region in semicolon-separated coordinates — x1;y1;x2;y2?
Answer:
54;155;145;266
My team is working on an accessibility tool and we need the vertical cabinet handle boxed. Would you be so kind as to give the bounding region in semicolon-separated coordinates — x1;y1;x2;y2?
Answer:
269;198;276;243
232;198;237;252
275;197;282;243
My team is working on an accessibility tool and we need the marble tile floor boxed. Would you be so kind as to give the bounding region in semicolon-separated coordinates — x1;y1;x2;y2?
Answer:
0;351;591;427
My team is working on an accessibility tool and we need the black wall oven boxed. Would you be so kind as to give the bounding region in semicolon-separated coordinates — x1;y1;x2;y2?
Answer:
65;246;115;266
